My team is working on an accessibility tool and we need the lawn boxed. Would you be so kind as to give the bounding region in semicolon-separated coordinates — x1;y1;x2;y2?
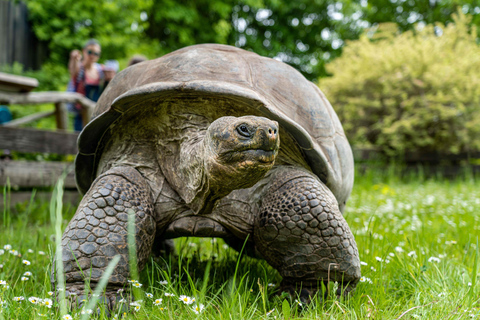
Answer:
0;169;478;319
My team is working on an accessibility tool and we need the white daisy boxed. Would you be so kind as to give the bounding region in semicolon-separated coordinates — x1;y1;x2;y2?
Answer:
154;298;163;305
28;297;40;304
42;298;53;308
191;303;205;314
179;295;195;305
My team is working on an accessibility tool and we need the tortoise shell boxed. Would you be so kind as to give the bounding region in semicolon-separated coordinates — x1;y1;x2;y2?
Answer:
75;44;354;210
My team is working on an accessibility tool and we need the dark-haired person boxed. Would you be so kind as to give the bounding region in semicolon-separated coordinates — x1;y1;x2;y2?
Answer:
68;39;115;131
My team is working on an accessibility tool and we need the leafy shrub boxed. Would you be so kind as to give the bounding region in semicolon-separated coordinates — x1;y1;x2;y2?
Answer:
319;11;480;156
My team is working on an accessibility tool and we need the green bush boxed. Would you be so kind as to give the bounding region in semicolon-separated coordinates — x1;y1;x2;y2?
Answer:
319;11;480;156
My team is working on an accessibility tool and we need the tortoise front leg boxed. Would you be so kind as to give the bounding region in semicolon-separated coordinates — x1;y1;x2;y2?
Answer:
253;167;361;303
55;166;156;309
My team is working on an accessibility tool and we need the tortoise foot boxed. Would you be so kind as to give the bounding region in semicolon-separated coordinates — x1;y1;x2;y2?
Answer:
63;284;128;315
53;166;156;311
278;280;322;305
254;167;361;303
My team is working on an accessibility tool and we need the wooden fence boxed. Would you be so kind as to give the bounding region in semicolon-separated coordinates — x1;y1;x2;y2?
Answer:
0;72;95;191
0;0;48;70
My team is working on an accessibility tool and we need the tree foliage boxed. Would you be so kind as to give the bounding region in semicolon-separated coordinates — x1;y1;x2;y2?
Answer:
25;0;151;66
144;0;365;80
20;0;480;83
319;11;480;156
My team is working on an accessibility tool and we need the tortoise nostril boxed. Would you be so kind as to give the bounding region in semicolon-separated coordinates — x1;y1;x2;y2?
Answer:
269;129;272;134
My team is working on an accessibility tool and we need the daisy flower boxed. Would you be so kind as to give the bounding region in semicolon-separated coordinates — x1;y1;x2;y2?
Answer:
21;277;29;281
267;283;276;287
22;260;31;266
146;292;153;298
164;292;174;297
42;298;53;308
0;249;4;255
266;308;275;316
3;245;11;250
130;302;141;312
159;280;168;285
24;271;32;276
47;291;54;296
179;295;195;305
27;249;34;253
13;296;25;302
0;280;6;286
360;276;373;284
38;251;46;255
132;282;143;288
28;297;40;304
295;299;302;306
428;256;441;263
154;298;163;306
81;309;93;314
62;315;73;320
192;303;205;314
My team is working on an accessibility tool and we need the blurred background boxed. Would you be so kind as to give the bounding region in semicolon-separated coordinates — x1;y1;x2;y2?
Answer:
1;0;480;160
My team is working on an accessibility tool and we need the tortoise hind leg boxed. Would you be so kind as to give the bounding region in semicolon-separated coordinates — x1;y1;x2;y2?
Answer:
55;166;156;309
253;167;361;303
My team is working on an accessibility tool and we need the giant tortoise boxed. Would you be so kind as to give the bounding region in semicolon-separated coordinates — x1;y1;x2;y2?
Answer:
56;43;360;307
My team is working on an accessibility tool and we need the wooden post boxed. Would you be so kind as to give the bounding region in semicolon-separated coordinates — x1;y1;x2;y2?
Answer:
54;102;68;130
81;104;93;128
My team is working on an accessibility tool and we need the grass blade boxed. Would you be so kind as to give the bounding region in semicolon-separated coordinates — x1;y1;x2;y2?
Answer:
80;255;121;320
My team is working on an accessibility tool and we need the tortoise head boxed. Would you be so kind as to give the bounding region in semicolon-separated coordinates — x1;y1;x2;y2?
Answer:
204;115;280;191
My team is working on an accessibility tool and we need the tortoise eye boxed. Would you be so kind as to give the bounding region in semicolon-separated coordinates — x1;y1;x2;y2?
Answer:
237;124;251;137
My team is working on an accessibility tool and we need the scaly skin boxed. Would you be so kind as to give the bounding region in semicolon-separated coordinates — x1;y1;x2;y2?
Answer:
55;166;156;308
253;167;361;302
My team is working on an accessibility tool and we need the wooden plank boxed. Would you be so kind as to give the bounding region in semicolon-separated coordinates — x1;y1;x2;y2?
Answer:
0;190;81;212
0;160;77;189
0;72;39;93
2;110;55;127
0;127;78;154
0;91;96;111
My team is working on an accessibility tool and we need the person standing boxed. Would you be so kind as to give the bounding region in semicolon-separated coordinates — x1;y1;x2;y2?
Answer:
68;39;114;131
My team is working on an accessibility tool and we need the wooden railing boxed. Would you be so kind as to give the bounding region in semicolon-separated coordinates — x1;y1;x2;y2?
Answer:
0;72;95;190
0;91;95;130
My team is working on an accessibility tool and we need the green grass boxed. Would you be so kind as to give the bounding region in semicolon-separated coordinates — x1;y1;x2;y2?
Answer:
0;169;479;319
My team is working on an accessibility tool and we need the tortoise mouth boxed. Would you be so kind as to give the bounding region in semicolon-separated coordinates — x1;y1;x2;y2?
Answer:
218;148;277;165
241;149;276;164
